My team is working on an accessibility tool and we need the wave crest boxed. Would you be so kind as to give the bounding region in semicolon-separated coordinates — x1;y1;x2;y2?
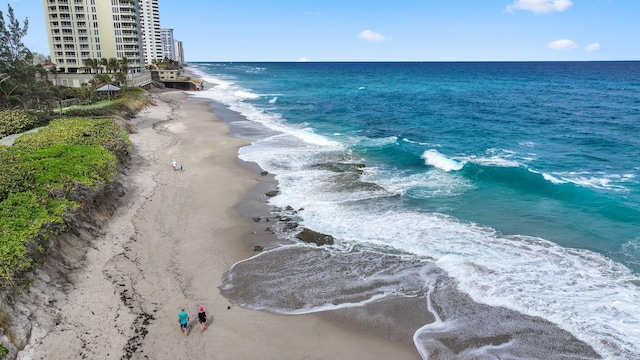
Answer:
422;149;464;171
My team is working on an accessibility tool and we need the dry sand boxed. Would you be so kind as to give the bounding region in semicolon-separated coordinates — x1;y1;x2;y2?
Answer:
22;90;420;359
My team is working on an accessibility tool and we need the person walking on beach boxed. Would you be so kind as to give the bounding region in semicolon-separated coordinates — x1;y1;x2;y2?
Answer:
178;307;189;337
198;306;207;332
172;160;177;171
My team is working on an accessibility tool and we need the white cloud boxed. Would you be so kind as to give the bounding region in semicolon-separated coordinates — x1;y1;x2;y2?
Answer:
505;0;573;14
297;57;309;62
585;43;602;52
547;39;578;50
358;29;388;42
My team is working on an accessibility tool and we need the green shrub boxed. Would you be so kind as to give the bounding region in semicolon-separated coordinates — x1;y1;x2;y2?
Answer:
0;191;70;285
0;110;38;138
0;150;36;202
28;144;117;191
59;89;149;118
0;116;126;288
12;118;131;163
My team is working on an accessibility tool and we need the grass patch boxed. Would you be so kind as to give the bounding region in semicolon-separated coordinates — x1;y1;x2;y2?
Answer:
53;100;114;114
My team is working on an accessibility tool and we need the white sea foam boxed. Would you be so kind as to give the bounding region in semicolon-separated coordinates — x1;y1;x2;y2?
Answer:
422;149;465;171
234;90;261;99
186;69;340;148
402;137;441;147
553;171;634;192
347;135;398;148
542;172;566;184
362;167;474;198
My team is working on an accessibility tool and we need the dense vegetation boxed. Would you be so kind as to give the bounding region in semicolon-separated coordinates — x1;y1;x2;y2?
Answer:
0;117;130;286
0;110;40;138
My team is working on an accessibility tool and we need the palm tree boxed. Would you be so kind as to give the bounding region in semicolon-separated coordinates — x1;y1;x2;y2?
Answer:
52;85;73;113
48;64;58;85
35;64;48;81
108;58;118;73
83;58;94;74
94;73;112;86
87;78;100;91
76;83;94;104
92;58;99;74
114;71;126;87
100;58;108;73
119;56;129;74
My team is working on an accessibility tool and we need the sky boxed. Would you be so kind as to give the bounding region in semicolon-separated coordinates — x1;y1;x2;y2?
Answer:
5;0;640;62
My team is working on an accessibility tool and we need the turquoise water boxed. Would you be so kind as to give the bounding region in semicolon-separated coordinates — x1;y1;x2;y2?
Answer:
189;62;640;358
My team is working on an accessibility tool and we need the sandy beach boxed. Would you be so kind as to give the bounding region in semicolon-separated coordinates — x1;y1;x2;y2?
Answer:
20;89;420;359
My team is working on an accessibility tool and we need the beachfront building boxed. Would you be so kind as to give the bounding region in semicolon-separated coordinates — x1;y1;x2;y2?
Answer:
174;39;184;65
42;0;151;87
160;28;176;61
139;0;163;66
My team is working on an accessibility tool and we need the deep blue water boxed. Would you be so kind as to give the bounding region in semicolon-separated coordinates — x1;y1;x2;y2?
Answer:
189;62;640;359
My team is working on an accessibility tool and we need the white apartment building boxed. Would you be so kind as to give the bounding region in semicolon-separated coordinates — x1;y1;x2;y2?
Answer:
42;0;145;74
139;0;163;66
160;28;175;61
174;39;184;64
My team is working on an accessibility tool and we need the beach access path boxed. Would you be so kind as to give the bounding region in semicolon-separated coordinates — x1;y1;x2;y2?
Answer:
23;89;419;359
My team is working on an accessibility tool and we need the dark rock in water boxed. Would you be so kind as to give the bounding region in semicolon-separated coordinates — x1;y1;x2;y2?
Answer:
260;170;269;176
252;217;261;222
253;245;263;252
265;190;279;197
285;222;298;230
296;228;334;246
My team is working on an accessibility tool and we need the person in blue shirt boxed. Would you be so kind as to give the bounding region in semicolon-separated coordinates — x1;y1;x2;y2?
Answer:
178;307;189;337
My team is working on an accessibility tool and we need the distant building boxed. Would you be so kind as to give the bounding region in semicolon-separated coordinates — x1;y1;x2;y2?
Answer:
159;29;185;65
151;69;178;81
42;0;151;87
160;28;175;61
174;39;184;64
139;0;163;66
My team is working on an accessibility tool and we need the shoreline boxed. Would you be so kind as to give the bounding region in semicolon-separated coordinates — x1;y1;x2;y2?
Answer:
19;88;420;359
181;66;603;359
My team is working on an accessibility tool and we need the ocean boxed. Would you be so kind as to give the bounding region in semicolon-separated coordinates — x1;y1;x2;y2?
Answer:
187;62;639;359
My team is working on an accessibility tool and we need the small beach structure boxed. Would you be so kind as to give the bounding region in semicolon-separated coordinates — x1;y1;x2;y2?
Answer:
96;84;121;100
